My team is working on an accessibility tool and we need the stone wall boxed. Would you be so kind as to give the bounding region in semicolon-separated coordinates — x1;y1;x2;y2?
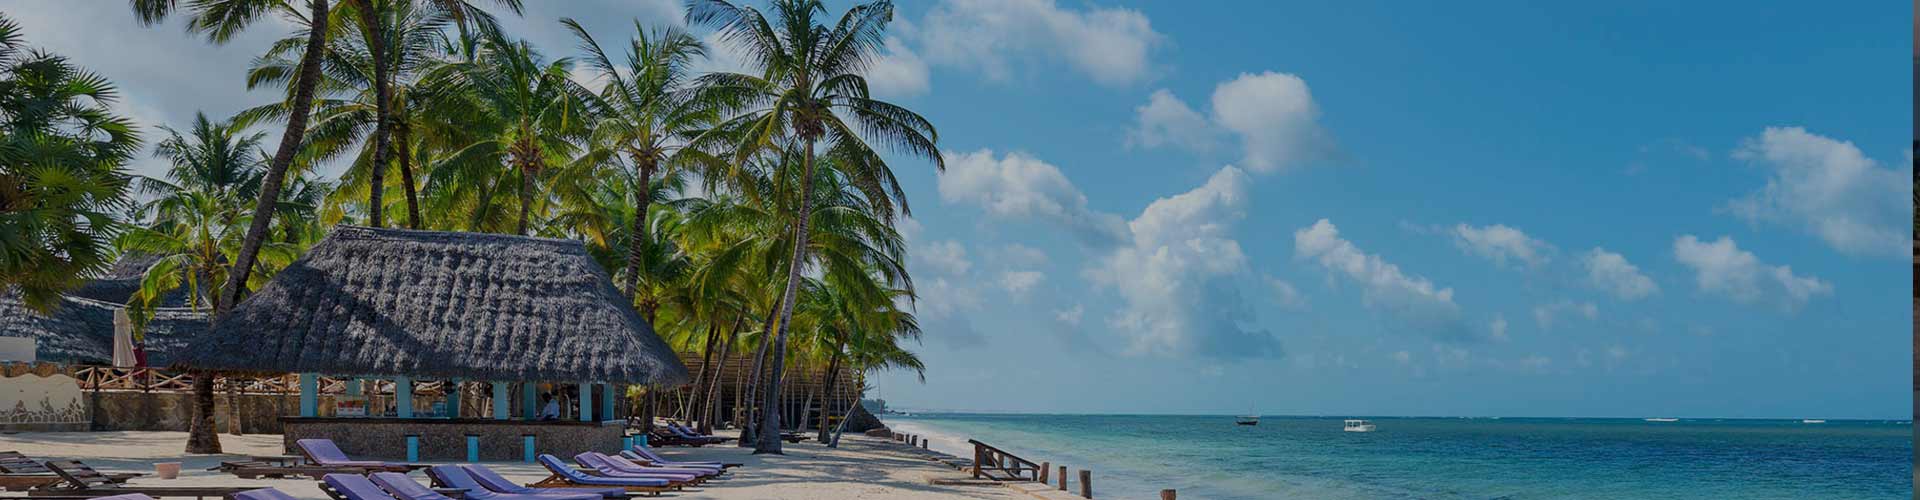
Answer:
282;418;625;461
88;391;322;435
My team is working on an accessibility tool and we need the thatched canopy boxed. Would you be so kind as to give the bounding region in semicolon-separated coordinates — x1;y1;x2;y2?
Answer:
0;294;204;366
68;252;195;307
174;226;689;385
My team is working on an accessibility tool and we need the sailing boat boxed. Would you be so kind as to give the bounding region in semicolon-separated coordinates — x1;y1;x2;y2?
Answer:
1236;405;1259;426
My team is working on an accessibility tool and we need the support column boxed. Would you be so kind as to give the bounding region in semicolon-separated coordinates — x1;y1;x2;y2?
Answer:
446;378;463;418
396;376;413;418
578;382;593;422
492;382;509;420
299;372;318;417
601;383;615;421
522;383;538;420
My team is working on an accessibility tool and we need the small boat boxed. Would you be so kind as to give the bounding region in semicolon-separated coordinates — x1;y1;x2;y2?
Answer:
1644;418;1679;422
1343;419;1376;432
1801;419;1826;424
1235;415;1259;426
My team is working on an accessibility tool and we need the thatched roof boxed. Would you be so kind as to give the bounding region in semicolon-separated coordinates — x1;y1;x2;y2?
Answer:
174;226;689;385
68;252;195;307
0;293;205;366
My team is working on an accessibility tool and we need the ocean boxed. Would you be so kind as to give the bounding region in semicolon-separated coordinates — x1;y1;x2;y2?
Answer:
882;414;1913;499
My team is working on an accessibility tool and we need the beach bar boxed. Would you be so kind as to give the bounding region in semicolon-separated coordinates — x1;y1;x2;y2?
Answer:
171;226;690;460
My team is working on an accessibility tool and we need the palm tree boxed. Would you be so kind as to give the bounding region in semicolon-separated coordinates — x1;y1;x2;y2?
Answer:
687;0;939;454
0;14;141;312
563;18;723;303
124;112;265;313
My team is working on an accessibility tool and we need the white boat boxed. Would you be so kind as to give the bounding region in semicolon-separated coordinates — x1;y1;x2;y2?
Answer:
1644;418;1679;422
1801;419;1826;424
1343;419;1376;432
1235;415;1259;426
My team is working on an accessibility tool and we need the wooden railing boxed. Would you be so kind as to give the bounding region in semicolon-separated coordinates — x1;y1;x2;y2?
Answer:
968;439;1041;481
65;367;458;395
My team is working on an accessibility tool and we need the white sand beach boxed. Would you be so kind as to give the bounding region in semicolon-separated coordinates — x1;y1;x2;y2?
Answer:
0;431;1053;500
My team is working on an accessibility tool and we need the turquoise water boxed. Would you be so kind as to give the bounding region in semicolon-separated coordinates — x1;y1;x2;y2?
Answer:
884;414;1912;499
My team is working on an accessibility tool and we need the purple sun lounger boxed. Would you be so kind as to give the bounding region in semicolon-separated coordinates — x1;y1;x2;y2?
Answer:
235;488;303;500
324;473;404;500
622;445;738;469
457;465;628;499
532;455;675;494
425;465;605;500
593;453;718;478
298;439;422;472
571;453;702;483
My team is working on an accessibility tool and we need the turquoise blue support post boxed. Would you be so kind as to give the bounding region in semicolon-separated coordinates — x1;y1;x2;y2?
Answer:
396;376;413;418
466;435;479;462
622;435;634;451
406;435;419;462
578;382;593;422
522;383;538;420
601;383;615;421
299;373;318;417
522;434;536;463
446;379;463;418
492;382;509;420
345;378;361;395
638;433;648;448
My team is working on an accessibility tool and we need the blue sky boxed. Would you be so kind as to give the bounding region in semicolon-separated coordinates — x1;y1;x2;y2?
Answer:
14;1;1911;419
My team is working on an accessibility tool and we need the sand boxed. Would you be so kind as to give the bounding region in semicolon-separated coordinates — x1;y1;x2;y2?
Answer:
0;431;1044;500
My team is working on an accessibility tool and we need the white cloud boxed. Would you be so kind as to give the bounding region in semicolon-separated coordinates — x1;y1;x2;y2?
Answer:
992;243;1049;267
1085;166;1279;358
1268;277;1307;310
1293;219;1464;336
1450;223;1553;269
1489;315;1510;341
1053;304;1084;326
1532;300;1599;330
1672;235;1833;311
919;240;973;276
1581;248;1659;301
917;0;1162;85
1519;354;1552;370
912;277;987;348
865;36;932;98
997;270;1045;298
1126;89;1215;151
937;149;1129;247
1726;126;1910;258
1211;71;1334;173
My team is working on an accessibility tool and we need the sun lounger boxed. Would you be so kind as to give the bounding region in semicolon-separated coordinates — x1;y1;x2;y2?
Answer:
0;453;140;490
528;455;672;496
321;473;402;500
620;445;738;469
296;439;425;472
454;465;626;500
232;489;301;500
30;461;252;499
573;453;708;482
661;425;729;445
603;454;720;477
424;466;605;500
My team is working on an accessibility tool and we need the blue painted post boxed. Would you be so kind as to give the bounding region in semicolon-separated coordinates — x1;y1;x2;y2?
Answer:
466;435;480;462
522;383;538;420
578;382;593;422
601;383;615;421
406;435;419;462
395;376;413;418
638;433;648;448
298;373;318;417
446;379;463;418
522;434;536;463
345;378;361;395
492;383;509;420
622;435;634;451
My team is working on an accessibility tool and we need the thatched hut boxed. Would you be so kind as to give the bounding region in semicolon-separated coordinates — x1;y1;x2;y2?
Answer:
171;226;689;459
0;294;204;366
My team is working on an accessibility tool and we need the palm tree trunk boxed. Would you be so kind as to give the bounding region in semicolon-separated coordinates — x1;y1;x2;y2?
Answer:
623;160;654;299
738;302;777;446
699;319;737;434
206;0;329;455
683;321;719;424
396;121;421;229
756;142;816;454
357;0;389;228
516;161;533;236
815;348;842;442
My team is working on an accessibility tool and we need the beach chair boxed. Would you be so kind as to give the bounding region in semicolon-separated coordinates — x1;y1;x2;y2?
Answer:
233;489;301;500
320;473;402;500
423;466;608;500
296;439;426;472
454;465;627;500
529;455;672;496
30;461;252;499
620;445;739;469
660;425;728;445
572;453;708;483
603;454;720;477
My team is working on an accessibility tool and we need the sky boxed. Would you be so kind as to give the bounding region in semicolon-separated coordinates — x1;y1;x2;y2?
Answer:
10;1;1912;419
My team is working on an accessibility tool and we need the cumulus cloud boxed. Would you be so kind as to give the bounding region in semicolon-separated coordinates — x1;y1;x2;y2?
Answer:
991;243;1049;267
1581;248;1659;300
1293;219;1466;338
913;277;987;348
1129;72;1335;173
1053;304;1084;326
1726;127;1910;258
1532;300;1599;330
937;149;1129;247
864;35;932;98
1268;277;1307;310
919;240;973;276
1450;223;1554;269
1672;235;1833;311
1085;166;1280;358
917;0;1162;85
997;270;1045;298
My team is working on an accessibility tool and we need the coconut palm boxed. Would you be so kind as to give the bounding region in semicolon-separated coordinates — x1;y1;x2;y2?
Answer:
687;0;939;454
0;14;141;312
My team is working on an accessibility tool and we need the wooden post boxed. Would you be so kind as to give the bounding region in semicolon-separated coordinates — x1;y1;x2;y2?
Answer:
1057;466;1067;490
1038;462;1049;483
1079;470;1091;498
971;444;983;479
1160;489;1176;500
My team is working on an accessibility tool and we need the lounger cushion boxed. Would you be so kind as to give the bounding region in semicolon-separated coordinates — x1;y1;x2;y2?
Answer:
537;455;669;487
572;453;697;482
623;447;725;468
324;474;401;500
235;488;300;500
426;466;599;500
299;439;406;468
458;465;625;499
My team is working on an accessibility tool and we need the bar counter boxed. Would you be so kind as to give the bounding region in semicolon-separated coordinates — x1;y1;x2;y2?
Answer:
281;417;626;461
